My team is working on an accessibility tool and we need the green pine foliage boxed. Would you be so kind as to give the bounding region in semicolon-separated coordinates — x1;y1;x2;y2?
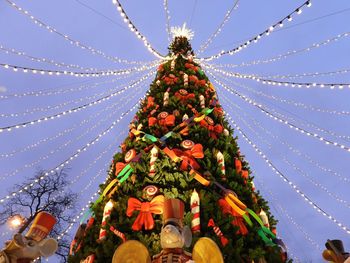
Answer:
68;37;290;263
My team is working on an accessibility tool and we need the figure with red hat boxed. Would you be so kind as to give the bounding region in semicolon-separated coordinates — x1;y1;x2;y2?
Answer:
0;212;58;263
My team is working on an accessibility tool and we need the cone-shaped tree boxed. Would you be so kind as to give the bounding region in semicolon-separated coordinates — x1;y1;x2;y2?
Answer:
68;35;289;263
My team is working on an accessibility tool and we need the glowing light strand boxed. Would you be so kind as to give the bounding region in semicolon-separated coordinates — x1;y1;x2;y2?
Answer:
197;0;239;54
0;61;158;78
0;44;98;72
199;1;312;61
205;63;350;90
225;113;350;235
214;71;350;116
4;0;148;65
260;68;350;80
255;179;322;252
163;0;171;42
0;100;141;204
225;97;350;184
111;0;165;59
0;71;153;133
0;85;143;181
208;71;350;153
222;96;350;209
212;31;350;68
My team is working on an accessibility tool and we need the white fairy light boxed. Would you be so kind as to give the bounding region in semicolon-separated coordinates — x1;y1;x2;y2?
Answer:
170;23;195;40
198;1;311;61
225;113;350;235
260;68;350;80
205;63;350;90
0;99;142;204
197;0;239;54
163;0;172;42
4;0;147;65
208;71;350;153
111;0;164;59
0;71;154;133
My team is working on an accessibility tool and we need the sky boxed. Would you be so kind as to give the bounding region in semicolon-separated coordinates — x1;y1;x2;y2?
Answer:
0;0;350;262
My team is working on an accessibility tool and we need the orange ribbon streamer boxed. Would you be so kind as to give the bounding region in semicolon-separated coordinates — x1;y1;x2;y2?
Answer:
126;195;164;231
218;198;248;235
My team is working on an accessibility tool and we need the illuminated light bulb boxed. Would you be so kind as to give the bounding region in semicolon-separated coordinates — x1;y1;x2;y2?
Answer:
296;8;302;14
306;1;312;7
287;16;293;21
279;22;284;27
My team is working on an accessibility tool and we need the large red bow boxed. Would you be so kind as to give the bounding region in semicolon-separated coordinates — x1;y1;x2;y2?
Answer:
149;115;175;127
173;144;204;171
126;195;164;231
115;162;127;176
174;91;195;103
185;63;198;72
218;198;248;235
163;74;178;85
199;120;223;139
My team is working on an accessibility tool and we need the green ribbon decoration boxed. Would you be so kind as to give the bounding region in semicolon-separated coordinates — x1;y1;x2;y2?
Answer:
143;133;158;142
116;163;133;183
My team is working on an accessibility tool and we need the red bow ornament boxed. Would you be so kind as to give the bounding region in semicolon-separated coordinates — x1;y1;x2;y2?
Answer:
199;117;223;139
163;74;178;85
148;112;175;127
185;63;198;72
218;198;248;236
173;144;204;171
175;89;195;104
126;195;164;231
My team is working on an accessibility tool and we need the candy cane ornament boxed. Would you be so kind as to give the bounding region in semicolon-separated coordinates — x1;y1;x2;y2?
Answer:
184;73;188;87
163;88;170;106
171;58;176;71
216;151;226;179
97;200;114;242
259;209;270;228
199;95;205;109
190;189;200;233
208;218;228;246
110;226;126;243
149;146;159;177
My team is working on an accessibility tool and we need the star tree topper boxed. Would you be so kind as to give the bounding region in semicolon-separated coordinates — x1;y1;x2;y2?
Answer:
171;23;194;40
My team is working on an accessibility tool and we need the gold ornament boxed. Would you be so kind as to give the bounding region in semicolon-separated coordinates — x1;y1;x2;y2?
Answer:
112;240;151;263
192;237;224;263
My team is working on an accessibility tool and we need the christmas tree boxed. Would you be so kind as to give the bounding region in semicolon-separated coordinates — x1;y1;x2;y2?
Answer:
68;27;288;263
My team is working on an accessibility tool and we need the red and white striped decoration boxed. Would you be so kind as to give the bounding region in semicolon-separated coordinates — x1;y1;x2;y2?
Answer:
81;254;95;263
190;189;200;233
199;95;205;109
171;57;176;71
259;209;270;228
110;226;126;243
216;151;226;178
163;88;170;106
149;146;159;177
97;200;114;242
184;73;188;87
208;218;228;246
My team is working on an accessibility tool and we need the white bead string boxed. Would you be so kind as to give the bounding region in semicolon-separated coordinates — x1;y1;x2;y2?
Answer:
198;1;312;61
225;113;350;235
205;63;350;90
163;0;172;42
197;0;240;55
0;83;145;181
208;70;350;153
0;99;141;204
222;96;350;209
0;61;158;78
111;0;165;59
211;31;350;68
4;0;149;65
0;71;154;133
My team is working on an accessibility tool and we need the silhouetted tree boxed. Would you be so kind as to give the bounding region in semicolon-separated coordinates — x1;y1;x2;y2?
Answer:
0;168;78;262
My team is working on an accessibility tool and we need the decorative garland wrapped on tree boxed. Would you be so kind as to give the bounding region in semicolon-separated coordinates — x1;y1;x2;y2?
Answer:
68;25;289;263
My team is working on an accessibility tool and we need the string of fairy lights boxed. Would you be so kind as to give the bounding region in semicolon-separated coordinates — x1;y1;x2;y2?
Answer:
259;68;350;80
196;0;240;55
0;99;141;204
212;31;350;68
225;97;350;185
163;0;172;42
222;96;350;210
0;85;143;181
0;44;99;72
255;178;322;252
198;1;312;61
3;0;149;65
0;71;154;133
111;0;165;59
224;112;350;235
208;71;350;153
0;61;158;78
205;63;350;89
